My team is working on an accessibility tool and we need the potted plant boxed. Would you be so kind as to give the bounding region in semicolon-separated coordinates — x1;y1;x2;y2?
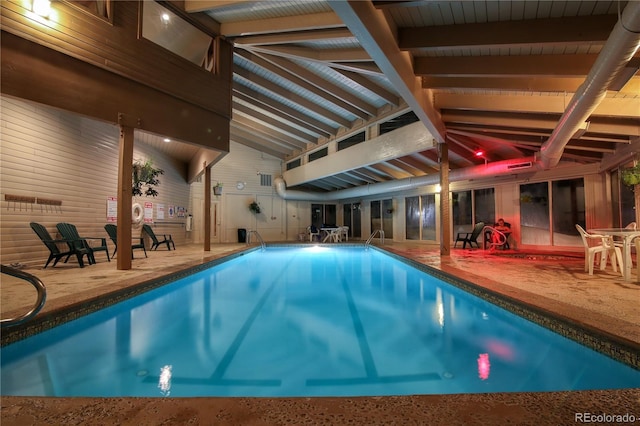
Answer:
621;163;640;187
213;182;223;195
249;201;261;214
132;159;164;197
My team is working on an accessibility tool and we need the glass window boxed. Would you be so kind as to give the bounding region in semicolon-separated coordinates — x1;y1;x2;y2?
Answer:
552;178;584;246
311;203;337;228
621;184;636;227
324;204;336;227
612;168;636;227
337;132;366;150
286;159;301;170
520;182;550;245
371;199;393;239
371;200;381;234
379;111;419;135
405;196;420;240
474;188;495;225
351;203;361;239
452;190;472;234
405;195;437;241
421;194;436;241
142;2;213;67
382;199;393;239
311;204;323;229
308;147;328;162
64;0;113;22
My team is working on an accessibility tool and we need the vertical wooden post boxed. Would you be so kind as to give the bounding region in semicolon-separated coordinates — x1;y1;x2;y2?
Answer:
635;185;640;225
439;142;451;256
204;163;211;251
117;120;134;269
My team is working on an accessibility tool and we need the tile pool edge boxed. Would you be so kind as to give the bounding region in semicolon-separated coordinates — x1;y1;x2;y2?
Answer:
0;247;261;347
375;246;640;370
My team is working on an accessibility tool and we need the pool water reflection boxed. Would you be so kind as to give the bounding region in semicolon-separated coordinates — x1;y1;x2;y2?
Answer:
2;246;638;397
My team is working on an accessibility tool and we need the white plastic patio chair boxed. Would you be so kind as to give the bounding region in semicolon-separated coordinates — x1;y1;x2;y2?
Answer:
324;227;342;243
575;224;622;275
613;222;637;249
307;226;320;242
339;226;349;242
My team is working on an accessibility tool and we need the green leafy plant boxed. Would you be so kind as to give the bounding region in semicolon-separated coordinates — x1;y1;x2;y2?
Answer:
132;159;164;197
621;163;640;187
249;201;261;214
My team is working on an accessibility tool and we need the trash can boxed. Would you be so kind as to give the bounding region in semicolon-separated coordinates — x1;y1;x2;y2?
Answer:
237;228;247;243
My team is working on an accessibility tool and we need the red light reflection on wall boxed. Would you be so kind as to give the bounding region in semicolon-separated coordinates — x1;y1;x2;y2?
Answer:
477;353;491;380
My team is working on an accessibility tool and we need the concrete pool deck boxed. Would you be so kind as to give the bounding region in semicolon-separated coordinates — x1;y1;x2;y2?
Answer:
1;241;639;425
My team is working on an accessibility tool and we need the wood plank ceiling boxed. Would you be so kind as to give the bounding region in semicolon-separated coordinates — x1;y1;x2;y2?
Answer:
171;0;640;193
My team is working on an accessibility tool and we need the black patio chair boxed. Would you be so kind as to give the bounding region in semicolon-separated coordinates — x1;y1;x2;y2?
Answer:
104;224;147;259
142;224;175;251
454;221;485;249
30;222;91;268
56;222;110;264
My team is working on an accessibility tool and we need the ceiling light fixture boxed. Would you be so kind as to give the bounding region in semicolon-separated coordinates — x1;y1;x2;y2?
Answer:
31;0;51;18
475;149;488;166
163;138;171;143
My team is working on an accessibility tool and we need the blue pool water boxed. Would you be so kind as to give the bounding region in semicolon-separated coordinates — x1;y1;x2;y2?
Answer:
2;246;638;397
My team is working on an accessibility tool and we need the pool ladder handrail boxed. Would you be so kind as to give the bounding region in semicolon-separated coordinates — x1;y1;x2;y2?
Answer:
1;264;47;327
365;229;385;248
481;225;508;250
246;230;266;250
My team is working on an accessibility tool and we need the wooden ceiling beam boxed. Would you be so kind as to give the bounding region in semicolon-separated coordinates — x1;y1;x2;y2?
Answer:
233;87;334;138
231;107;311;149
237;49;374;118
234;66;352;128
416;54;599;78
250;50;378;117
435;93;640;119
334;68;400;106
331;0;446;143
220;12;344;37
234;28;354;47
400;15;616;52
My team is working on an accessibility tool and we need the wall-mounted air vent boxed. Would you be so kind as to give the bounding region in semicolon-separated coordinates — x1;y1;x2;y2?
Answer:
506;162;533;171
259;173;272;187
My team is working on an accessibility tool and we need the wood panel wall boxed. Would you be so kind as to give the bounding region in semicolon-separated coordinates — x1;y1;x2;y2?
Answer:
0;0;231;151
190;142;287;243
1;96;191;267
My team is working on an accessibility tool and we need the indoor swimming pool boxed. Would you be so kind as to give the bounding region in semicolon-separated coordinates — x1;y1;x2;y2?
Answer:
2;246;638;397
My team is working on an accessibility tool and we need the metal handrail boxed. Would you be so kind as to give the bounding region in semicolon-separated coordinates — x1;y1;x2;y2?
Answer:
246;230;266;250
365;229;385;248
482;225;508;250
1;264;47;327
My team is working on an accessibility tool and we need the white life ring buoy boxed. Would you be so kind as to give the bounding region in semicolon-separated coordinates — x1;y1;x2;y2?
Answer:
132;203;144;224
